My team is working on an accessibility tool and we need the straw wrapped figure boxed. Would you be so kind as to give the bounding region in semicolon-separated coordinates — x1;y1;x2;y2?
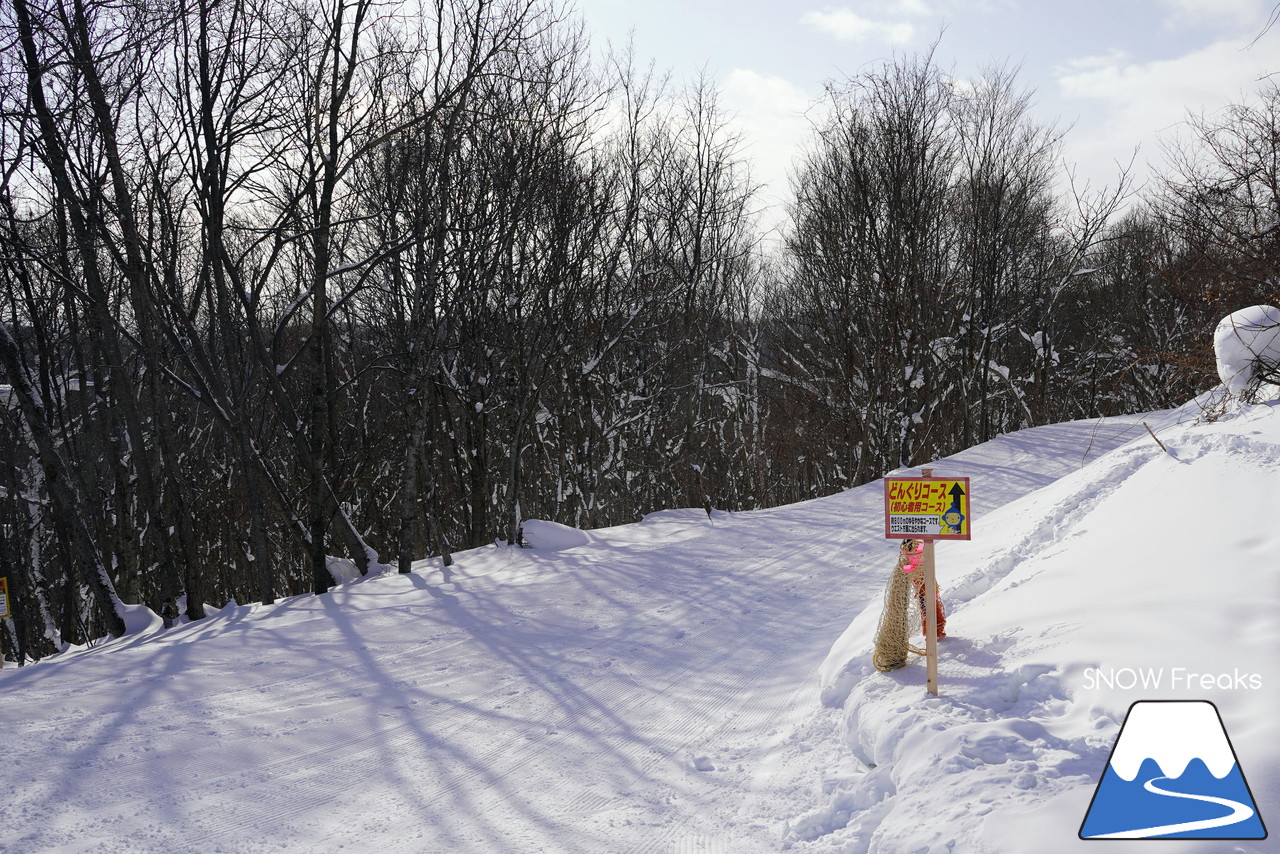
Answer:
872;539;947;672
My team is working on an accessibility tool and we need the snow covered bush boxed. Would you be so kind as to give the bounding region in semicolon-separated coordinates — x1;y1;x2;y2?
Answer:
1213;305;1280;402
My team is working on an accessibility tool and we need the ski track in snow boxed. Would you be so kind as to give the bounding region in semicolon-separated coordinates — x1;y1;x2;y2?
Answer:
1;414;1167;853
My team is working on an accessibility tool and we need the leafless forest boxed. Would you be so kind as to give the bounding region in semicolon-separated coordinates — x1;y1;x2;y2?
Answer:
0;0;1275;660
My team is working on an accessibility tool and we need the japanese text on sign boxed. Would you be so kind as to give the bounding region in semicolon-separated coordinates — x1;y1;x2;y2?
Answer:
883;477;971;540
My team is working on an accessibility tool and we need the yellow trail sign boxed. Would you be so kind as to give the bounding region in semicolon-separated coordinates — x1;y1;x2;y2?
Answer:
882;470;970;696
883;476;971;540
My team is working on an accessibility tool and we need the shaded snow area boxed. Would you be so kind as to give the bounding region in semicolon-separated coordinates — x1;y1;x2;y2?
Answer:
3;403;1276;853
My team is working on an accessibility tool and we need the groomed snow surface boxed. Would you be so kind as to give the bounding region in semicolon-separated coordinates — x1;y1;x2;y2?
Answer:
4;399;1277;853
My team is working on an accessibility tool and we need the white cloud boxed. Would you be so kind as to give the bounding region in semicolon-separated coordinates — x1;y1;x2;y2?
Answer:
1157;0;1268;30
1054;40;1276;191
720;70;816;240
723;69;814;115
1056;41;1272;123
801;7;917;44
1055;49;1131;75
891;0;933;15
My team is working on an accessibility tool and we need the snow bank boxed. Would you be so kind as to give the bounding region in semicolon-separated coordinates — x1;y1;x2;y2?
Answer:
1214;304;1280;399
326;556;363;584
521;518;591;549
120;602;165;635
803;401;1279;853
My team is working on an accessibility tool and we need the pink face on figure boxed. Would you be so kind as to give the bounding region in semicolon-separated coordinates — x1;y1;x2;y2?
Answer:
901;539;923;572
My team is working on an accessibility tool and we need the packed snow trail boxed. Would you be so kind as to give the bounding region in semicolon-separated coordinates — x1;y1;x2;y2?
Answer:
2;414;1164;853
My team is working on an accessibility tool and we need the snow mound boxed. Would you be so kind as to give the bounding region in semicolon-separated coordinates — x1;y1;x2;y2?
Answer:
1214;304;1280;398
521;518;591;550
120;603;165;635
326;556;362;584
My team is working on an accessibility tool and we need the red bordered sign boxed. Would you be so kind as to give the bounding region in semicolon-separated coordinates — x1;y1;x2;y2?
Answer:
883;476;971;540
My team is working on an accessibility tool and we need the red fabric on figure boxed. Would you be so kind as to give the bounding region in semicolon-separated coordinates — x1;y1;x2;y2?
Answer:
896;539;946;638
910;573;946;638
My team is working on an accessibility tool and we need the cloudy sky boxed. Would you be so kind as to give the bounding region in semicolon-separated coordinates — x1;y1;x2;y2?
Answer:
574;0;1280;238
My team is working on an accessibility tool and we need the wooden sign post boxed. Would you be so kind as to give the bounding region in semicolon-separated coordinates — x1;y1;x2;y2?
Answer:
920;510;939;696
0;577;7;669
883;469;971;696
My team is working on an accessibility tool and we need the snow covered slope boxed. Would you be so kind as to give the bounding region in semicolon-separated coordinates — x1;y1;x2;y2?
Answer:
2;404;1263;853
809;397;1278;852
